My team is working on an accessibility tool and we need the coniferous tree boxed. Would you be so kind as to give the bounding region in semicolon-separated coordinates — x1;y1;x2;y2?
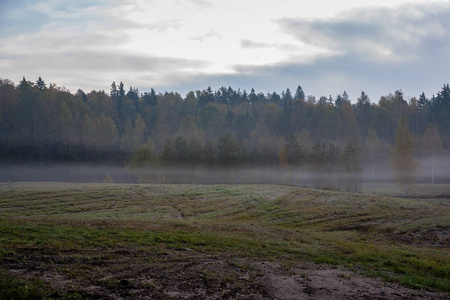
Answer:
294;85;305;100
17;76;44;157
182;91;197;116
143;88;158;107
241;90;249;104
0;79;16;149
197;86;215;109
75;89;87;103
249;88;258;104
118;81;125;98
36;76;46;91
328;95;333;105
418;92;429;112
335;95;343;108
110;81;118;98
127;86;139;102
341;91;349;103
280;88;294;136
429;84;450;148
355;91;372;138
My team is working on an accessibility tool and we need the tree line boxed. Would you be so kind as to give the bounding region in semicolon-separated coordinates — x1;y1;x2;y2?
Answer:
0;76;448;186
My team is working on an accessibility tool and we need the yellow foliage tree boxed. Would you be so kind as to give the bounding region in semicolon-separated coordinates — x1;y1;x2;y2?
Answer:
392;117;419;192
420;124;444;184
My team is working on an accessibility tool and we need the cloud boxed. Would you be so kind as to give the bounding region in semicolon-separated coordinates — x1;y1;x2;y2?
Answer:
166;2;450;100
240;40;300;53
0;1;51;36
190;30;222;42
185;0;213;9
161;53;444;102
279;3;450;63
1;0;449;102
0;11;208;93
144;19;182;32
1;49;208;93
29;0;106;20
240;40;272;49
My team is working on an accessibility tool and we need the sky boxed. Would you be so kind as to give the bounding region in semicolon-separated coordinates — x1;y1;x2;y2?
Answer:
1;0;450;102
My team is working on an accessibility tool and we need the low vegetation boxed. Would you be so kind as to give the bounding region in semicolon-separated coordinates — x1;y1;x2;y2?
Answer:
0;183;449;299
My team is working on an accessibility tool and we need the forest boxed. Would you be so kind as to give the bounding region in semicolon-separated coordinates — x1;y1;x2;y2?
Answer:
0;77;449;187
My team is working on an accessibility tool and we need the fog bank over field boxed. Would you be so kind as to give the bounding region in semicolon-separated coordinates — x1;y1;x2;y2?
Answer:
0;164;132;184
362;155;450;184
1;155;449;187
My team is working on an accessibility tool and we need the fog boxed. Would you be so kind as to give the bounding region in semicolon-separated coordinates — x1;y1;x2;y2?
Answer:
0;164;133;183
1;155;449;187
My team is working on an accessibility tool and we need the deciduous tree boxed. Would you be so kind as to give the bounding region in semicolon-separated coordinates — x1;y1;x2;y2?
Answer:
127;142;157;182
341;138;362;192
392;117;419;192
420;124;444;183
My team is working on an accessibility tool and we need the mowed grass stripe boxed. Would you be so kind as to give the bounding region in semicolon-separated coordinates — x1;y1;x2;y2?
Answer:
0;183;449;292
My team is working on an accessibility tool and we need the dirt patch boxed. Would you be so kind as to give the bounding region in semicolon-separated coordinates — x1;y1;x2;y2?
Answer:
1;247;448;299
258;261;447;299
388;227;450;248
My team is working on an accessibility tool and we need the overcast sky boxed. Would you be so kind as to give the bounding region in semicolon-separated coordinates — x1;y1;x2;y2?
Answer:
1;0;449;102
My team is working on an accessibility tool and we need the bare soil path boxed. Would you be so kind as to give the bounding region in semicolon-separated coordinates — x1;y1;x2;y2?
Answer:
2;247;448;299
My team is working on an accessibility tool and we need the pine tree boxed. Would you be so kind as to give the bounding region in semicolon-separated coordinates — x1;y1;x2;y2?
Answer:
36;76;46;91
282;88;293;103
118;81;125;98
249;88;258;104
355;91;372;138
143;88;158;107
418;92;428;111
342;91;349;103
110;81;118;98
294;85;305;100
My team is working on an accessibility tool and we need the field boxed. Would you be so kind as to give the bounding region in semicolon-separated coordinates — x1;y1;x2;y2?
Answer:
0;183;449;299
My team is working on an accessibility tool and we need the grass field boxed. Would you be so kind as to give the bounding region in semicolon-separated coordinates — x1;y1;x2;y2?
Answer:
0;182;449;299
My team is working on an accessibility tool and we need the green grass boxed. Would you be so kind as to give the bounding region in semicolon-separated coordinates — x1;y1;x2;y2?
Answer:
0;182;449;296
